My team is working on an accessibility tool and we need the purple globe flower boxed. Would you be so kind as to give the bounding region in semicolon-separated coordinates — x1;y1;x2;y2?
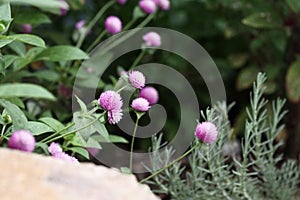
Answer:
52;152;79;163
108;109;123;124
153;0;170;10
139;86;159;105
139;0;157;14
8;130;35;152
48;142;79;163
117;0;127;4
98;90;123;111
98;90;123;124
48;142;63;155
105;16;122;34
21;24;32;33
195;122;218;144
143;32;161;47
129;70;146;89
131;97;151;112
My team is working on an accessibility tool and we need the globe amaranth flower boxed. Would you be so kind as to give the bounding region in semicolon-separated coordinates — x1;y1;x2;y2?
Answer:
139;0;157;14
131;97;151;112
143;32;161;47
48;142;63;155
129;70;146;89
98;90;123;124
139;86;159;105
21;24;32;33
8;130;35;152
105;16;122;34
48;142;79;163
195;122;218;144
117;0;127;4
153;0;170;10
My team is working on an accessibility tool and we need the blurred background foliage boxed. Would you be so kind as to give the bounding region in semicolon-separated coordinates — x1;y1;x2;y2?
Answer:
3;0;300;159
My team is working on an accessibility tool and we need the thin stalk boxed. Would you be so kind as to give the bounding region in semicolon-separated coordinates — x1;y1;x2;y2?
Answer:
40;122;75;143
0;124;6;143
44;113;105;144
86;30;107;53
130;117;140;171
140;142;202;183
130;50;145;70
76;0;115;49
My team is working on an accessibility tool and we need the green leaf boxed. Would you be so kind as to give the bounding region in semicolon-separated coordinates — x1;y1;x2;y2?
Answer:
75;95;87;113
6;97;25;108
242;12;281;29
237;66;260;91
0;99;28;130
285;0;300;13
1;0;69;10
286;60;300;102
28;121;55;136
0;83;56;100
35;142;50;155
10;34;46;47
8;41;26;56
0;38;13;48
108;135;128;143
67;0;84;10
133;6;146;19
69;147;89;159
0;3;12;34
86;136;102;149
39;117;65;132
34;45;89;62
120;167;132;174
14;9;51;25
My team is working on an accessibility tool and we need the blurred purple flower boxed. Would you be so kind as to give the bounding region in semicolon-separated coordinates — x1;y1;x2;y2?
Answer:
139;86;159;105
105;16;122;34
21;24;32;33
117;0;127;4
139;0;157;14
8;130;35;152
75;20;86;30
58;84;72;98
143;32;161;47
195;122;218;144
48;142;79;163
48;142;63;155
153;0;170;10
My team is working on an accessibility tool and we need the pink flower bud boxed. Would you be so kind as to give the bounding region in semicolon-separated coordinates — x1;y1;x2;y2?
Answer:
8;130;35;152
48;142;63;155
139;0;157;14
143;32;161;47
139;86;159;105
131;97;150;112
129;70;146;89
105;16;122;34
48;142;79;163
98;90;123;111
21;24;32;33
154;0;170;10
195;122;218;144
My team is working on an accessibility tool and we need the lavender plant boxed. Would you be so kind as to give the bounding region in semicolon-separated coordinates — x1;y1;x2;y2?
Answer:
145;73;300;200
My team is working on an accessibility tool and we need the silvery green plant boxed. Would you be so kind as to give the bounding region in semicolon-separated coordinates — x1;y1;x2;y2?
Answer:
146;73;300;200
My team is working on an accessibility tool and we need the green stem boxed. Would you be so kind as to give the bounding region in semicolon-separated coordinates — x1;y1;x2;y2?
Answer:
139;142;202;184
44;113;105;144
76;0;115;49
130;117;140;171
0;124;6;143
130;50;146;70
123;18;138;31
40;122;75;143
86;30;107;53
